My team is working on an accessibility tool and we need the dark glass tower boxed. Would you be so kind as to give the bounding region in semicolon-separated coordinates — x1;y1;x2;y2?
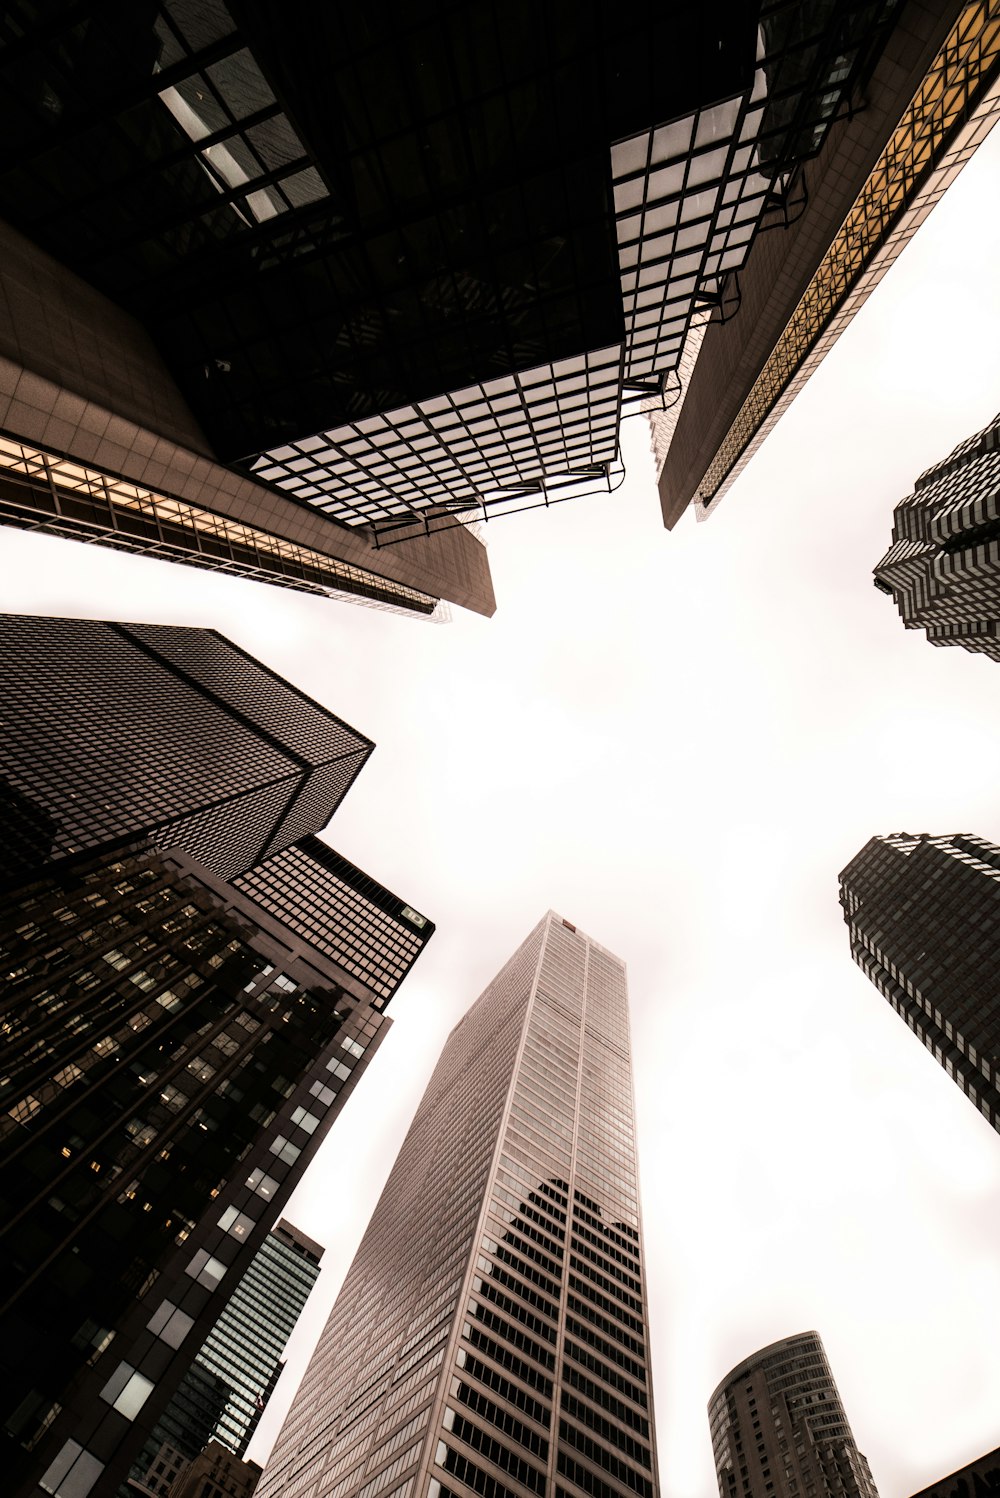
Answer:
874;411;1000;660
258;912;659;1498
840;832;1000;1134
1;840;393;1498
139;1219;323;1466
708;1332;879;1498
0;615;373;885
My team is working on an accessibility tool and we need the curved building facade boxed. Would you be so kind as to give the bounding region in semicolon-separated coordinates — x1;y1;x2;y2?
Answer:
708;1331;878;1498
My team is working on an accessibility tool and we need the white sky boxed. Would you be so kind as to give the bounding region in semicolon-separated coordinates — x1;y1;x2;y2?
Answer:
3;122;1000;1498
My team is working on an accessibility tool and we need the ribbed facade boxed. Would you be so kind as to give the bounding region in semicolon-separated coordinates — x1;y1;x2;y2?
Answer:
258;913;659;1498
142;1221;323;1464
708;1332;878;1498
875;412;1000;660
839;832;1000;1132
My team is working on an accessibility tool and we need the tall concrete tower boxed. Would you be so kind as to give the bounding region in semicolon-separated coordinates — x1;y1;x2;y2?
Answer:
709;1331;879;1498
258;912;659;1498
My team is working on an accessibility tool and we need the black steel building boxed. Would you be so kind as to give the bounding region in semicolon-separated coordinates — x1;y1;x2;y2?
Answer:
874;411;1000;660
0;614;373;886
0;612;435;1498
231;837;432;1008
0;841;388;1498
0;0;922;583
840;832;1000;1135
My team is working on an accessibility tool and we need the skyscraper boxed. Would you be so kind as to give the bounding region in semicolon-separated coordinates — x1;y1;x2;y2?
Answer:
139;1220;323;1466
0;840;393;1498
0;615;373;885
0;611;435;1497
708;1331;879;1498
653;1;1000;527
874;411;1000;660
0;1;923;589
906;1443;1000;1498
839;832;1000;1135
258;913;659;1498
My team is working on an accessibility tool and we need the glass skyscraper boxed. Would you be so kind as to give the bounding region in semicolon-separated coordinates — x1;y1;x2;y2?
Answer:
839;832;1000;1135
708;1332;879;1498
140;1220;324;1466
874;410;1000;660
0;615;373;885
258;912;659;1498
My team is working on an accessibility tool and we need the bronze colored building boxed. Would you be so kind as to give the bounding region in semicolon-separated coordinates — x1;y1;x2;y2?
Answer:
907;1444;1000;1498
258;913;660;1498
654;1;1000;527
874;411;1000;660
709;1332;879;1498
840;832;1000;1135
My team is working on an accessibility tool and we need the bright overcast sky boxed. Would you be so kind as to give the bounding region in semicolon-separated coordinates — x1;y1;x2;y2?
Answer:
4;121;1000;1498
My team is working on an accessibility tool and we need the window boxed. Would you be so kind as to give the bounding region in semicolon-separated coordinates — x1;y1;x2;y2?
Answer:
186;1250;227;1289
99;1363;154;1419
39;1440;104;1497
147;1301;195;1349
246;1167;279;1200
291;1107;320;1135
270;1135;301;1166
219;1205;255;1239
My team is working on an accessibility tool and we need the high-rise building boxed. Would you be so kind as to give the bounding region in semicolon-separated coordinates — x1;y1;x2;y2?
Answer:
874;411;1000;660
0;2;930;592
652;1;1000;528
839;832;1000;1135
708;1331;879;1498
146;1220;324;1465
0;615;373;886
0;840;395;1498
258;913;659;1498
130;1442;262;1498
0;612;435;1497
906;1443;1000;1498
230;838;432;1010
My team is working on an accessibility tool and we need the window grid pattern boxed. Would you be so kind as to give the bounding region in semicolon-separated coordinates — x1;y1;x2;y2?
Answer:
256;916;659;1498
231;838;433;1003
252;348;625;534
840;832;1000;1136
708;1332;879;1498
694;1;1000;514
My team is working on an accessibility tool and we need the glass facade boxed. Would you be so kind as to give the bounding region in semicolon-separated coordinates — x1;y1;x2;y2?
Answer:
0;615;372;886
0;842;388;1498
231;838;434;1006
839;832;1000;1135
874;411;1000;660
0;1;908;545
708;1332;879;1498
257;913;659;1498
659;0;1000;521
136;1220;323;1466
